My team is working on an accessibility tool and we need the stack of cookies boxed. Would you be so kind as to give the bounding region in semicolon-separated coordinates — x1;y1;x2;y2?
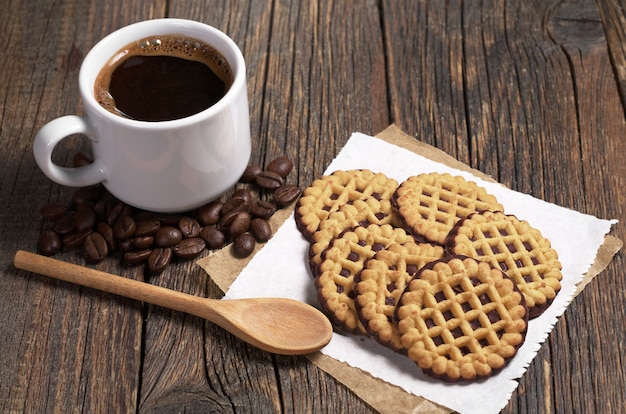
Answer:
295;170;563;382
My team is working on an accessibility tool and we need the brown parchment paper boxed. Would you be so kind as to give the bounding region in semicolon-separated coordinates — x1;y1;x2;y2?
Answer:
197;124;622;414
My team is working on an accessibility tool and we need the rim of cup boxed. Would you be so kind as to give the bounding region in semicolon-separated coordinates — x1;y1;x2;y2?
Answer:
79;18;246;129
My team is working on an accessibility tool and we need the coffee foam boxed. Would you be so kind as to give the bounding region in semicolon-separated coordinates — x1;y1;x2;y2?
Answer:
95;35;233;118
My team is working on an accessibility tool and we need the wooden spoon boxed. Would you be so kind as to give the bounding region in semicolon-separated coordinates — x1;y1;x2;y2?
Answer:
13;250;332;355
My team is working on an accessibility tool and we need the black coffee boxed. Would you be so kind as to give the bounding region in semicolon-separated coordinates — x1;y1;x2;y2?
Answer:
95;35;232;121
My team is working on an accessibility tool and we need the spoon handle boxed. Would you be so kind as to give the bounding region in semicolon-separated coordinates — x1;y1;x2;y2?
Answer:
13;250;208;318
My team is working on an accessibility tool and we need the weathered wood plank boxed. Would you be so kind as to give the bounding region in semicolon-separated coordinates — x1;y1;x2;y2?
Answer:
383;0;625;412
0;1;165;412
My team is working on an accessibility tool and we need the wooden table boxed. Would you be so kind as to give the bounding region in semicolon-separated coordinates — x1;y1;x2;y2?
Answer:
2;1;625;412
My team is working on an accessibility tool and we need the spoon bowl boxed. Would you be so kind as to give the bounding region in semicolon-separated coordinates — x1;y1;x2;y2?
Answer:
13;250;332;355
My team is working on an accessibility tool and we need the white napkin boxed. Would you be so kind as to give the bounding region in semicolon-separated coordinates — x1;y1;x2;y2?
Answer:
223;132;617;414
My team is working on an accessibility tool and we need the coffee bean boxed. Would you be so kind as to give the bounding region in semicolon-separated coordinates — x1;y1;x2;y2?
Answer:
232;188;253;204
232;233;255;258
63;229;92;248
37;230;62;256
250;218;272;242
250;199;276;219
132;236;154;249
113;215;136;240
40;202;68;220
222;196;249;216
148;247;172;273
154;226;183;247
52;211;77;235
155;213;182;226
74;208;97;232
84;232;109;262
274;184;302;207
172;237;206;259
255;170;283;190
178;216;201;238
199;226;226;249
222;211;251;237
266;156;293;178
97;222;116;251
123;249;152;265
134;218;161;236
118;238;134;252
240;164;262;183
94;198;108;221
198;201;223;226
107;200;131;225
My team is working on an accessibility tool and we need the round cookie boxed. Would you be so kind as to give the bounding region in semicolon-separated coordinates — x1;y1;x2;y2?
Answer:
396;256;528;382
295;169;399;241
392;173;504;245
315;224;416;334
307;197;401;276
354;242;445;352
445;210;562;319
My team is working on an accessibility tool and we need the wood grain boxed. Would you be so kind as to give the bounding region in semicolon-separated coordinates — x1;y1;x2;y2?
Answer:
1;0;624;412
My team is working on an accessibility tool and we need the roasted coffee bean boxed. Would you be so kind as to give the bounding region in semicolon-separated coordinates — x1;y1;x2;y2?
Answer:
118;238;134;252
173;237;206;259
123;249;152;265
232;233;255;257
63;229;92;248
107;200;131;225
155;213;182;226
132;211;157;221
250;218;272;242
40;202;68;220
38;230;62;256
154;226;183;247
97;222;116;251
52;211;77;235
75;200;96;212
178;216;201;238
222;196;249;216
132;236;154;249
113;215;136;240
84;232;109;262
221;211;251;237
250;199;276;219
134;218;161;236
94;198;108;221
198;201;223;226
274;184;302;207
240;164;262;183
255;170;283;190
199;226;226;249
266;156;293;178
148;247;172;273
74;208;97;232
232;188;253;204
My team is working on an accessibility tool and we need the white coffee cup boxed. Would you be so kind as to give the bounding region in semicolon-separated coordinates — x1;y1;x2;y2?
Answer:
33;19;251;213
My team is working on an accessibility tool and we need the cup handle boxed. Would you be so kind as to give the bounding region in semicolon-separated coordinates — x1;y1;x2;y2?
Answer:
33;115;107;187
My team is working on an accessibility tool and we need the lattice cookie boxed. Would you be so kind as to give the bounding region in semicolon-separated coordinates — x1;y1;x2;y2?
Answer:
295;169;399;241
392;173;504;244
354;242;445;352
315;224;416;334
397;256;528;382
445;210;562;318
307;197;401;275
